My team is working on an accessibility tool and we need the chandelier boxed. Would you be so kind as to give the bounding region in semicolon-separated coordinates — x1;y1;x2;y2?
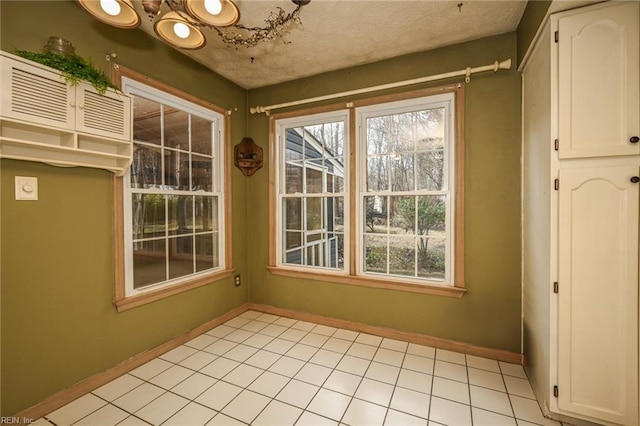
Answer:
77;0;311;49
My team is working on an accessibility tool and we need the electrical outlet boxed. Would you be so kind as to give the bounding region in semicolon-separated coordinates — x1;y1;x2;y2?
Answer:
234;275;241;287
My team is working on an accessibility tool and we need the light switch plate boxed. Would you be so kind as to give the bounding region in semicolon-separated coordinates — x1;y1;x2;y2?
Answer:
15;176;38;201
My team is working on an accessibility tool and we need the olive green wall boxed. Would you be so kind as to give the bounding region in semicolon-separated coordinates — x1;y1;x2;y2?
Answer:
0;1;248;415
247;32;522;354
516;0;552;67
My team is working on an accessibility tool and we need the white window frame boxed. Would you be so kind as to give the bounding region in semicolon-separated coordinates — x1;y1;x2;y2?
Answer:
275;110;350;274
121;77;226;297
356;93;456;286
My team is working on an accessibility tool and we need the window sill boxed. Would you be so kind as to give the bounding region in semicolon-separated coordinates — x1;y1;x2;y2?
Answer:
266;266;466;298
113;269;235;312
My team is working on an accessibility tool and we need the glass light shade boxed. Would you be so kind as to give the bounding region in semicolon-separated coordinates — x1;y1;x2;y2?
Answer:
76;0;140;29
154;12;206;50
184;0;240;27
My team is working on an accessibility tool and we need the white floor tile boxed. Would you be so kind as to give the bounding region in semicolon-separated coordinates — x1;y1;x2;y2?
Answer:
245;349;281;369
195;380;243;410
223;344;259;362
428;396;471;425
170;372;217;400
160;345;199;363
243;333;275;349
206;413;246;425
323;370;362;396
179;351;218;371
286;343;319;361
472;406;518;426
468;367;507;392
93;374;144;402
336;355;371;376
261;323;288;337
269;356;305;377
238;310;263;320
241;320;269;333
185;334;218;350
264;337;296;354
373;348;405;367
403;354;435;374
274;316;298;327
466;354;500;373
431;376;470;404
256;313;280;323
116;415;151;425
199;356;240;379
333;329;359;342
135;392;189;425
397;368;432;395
470;385;513;417
311;324;337;336
248;371;290;397
149;364;194;390
224;317;251;329
280;328;309;342
499;362;528;379
206;324;235;338
295;362;333;386
223;363;263;387
300;333;330;347
129;358;173;381
436;349;466;365
276;379;320;408
74;404;129;426
322;337;352;354
407;343;436;359
365;361;400;384
380;338;408;352
384;409;428;426
307;388;352;421
389;387;430;419
296;411;338;426
224;329;255;344
433;360;468;383
29;420;54;426
310;348;343;368
112;383;164;413
342;398;387;426
504;375;536;399
292;320;317;332
221;389;271;424
355;333;383;347
346;342;378;360
354;378;394;406
253;400;303;426
202;339;237;356
510;395;562;426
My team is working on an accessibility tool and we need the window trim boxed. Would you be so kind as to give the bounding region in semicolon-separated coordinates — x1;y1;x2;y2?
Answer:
112;66;233;312
268;85;465;297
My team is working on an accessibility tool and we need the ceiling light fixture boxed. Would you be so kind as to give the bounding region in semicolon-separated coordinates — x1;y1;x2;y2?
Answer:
77;0;311;50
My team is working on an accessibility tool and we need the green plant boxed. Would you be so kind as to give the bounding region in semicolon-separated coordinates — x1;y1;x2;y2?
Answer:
13;49;116;94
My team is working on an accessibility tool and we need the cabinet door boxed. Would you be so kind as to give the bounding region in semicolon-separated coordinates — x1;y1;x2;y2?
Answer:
0;56;75;130
557;166;638;425
558;2;639;159
75;83;131;141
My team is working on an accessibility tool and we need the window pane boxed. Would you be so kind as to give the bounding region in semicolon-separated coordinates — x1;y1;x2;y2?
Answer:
391;153;415;192
195;196;216;232
131;145;162;189
285;162;303;194
389;236;415;277
366;116;390;155
418;237;445;280
364;196;387;234
132;194;166;240
286;248;303;265
416;151;444;191
364;234;387;273
165;150;190;190
164;107;189;150
367;156;389;191
390;196;415;235
196;233;218;271
306;197;322;230
133;239;166;288
191;115;212;155
286;231;302;249
192;154;213;192
417;195;446;236
133;97;161;145
168;236;194;279
168;195;193;236
306;168;323;193
285;198;302;230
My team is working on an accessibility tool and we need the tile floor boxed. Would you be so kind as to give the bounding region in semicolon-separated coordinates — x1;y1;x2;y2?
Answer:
32;310;564;426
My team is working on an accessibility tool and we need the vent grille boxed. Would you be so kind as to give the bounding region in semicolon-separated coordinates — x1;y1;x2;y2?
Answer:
11;67;68;123
82;90;125;135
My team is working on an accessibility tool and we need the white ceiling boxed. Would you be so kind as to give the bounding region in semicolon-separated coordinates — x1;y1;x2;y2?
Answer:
134;0;530;89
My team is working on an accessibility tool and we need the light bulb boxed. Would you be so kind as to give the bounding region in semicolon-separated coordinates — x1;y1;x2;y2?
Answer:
100;0;121;16
173;22;191;39
204;0;223;15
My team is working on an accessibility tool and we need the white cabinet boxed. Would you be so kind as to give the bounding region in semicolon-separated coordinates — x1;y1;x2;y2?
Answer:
523;2;639;426
0;51;132;174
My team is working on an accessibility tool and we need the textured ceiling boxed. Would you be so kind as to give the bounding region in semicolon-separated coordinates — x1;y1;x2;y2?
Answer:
134;0;529;89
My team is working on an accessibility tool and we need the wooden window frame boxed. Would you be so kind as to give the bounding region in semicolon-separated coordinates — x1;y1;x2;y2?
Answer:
268;85;466;298
112;66;233;312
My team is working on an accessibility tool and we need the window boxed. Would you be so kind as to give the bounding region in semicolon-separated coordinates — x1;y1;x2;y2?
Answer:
271;87;464;295
116;72;228;305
